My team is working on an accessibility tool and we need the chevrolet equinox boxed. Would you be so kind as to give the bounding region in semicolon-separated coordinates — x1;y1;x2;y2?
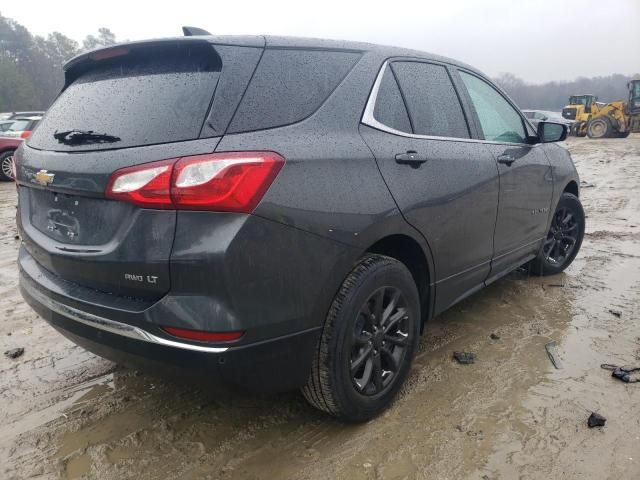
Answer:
16;30;584;422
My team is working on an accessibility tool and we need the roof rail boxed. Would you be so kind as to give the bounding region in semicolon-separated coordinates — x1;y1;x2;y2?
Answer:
182;26;212;36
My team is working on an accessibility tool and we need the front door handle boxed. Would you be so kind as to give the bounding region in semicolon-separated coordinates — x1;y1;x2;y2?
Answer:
497;154;515;166
395;151;428;166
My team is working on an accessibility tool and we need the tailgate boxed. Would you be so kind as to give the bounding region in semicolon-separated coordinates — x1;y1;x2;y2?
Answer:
15;39;260;300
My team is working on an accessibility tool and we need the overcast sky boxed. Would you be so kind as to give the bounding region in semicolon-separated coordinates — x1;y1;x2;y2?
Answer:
2;0;638;83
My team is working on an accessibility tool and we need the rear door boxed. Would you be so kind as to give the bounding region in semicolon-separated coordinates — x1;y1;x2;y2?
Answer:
360;60;500;314
457;70;553;280
16;41;262;300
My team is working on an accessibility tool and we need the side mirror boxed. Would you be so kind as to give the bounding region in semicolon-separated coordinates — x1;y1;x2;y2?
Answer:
537;121;567;143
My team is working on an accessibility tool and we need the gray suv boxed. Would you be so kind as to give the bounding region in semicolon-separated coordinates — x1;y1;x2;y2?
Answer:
15;31;583;421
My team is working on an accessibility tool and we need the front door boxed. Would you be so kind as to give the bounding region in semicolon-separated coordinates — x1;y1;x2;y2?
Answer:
457;71;553;280
360;60;500;314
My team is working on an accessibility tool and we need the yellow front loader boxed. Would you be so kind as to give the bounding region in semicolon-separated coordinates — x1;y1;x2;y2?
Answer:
586;80;640;139
562;94;600;137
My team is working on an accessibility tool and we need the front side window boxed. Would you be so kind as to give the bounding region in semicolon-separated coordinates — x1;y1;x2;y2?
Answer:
460;71;527;144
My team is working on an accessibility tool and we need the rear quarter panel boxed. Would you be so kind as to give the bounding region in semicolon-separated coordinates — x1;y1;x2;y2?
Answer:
214;51;435;331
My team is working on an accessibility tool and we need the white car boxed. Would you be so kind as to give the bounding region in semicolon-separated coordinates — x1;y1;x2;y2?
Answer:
523;110;573;130
0;120;15;132
0;116;41;139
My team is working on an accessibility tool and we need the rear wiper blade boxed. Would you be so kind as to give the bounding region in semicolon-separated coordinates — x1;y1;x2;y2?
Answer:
54;129;121;145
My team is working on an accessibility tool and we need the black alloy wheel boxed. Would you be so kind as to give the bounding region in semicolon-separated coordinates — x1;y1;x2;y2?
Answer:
530;192;585;275
542;206;579;266
350;286;411;395
302;254;420;422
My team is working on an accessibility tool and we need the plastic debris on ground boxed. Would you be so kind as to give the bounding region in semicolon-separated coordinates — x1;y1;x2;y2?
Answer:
4;347;24;359
453;351;476;364
545;341;563;369
601;363;640;383
587;412;606;428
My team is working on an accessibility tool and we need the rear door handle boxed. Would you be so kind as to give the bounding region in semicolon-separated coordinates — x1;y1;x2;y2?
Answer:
395;151;428;166
497;154;515;166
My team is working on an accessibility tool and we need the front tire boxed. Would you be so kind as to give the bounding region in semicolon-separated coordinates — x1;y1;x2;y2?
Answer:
530;193;585;275
302;254;420;422
587;117;612;138
575;121;588;137
0;151;15;181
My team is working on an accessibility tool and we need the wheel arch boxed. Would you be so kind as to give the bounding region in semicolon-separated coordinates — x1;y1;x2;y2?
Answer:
563;180;579;197
364;233;434;331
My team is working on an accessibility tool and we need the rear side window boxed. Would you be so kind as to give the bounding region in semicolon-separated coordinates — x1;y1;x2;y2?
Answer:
372;67;412;133
227;49;361;133
459;71;527;144
29;44;222;151
391;62;469;138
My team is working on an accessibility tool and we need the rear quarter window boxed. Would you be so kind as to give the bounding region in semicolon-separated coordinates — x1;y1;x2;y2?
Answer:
373;67;412;133
227;49;361;133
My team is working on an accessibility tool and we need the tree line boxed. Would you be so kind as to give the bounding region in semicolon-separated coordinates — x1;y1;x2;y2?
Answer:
0;12;116;111
494;72;640;111
1;12;638;113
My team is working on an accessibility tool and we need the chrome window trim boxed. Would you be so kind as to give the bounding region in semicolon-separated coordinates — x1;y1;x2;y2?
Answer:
361;60;541;148
26;283;229;353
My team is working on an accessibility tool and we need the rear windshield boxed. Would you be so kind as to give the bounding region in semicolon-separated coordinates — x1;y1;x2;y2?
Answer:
29;44;221;151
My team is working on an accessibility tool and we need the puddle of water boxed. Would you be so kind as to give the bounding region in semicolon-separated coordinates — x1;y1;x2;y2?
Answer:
65;452;92;479
3;374;114;443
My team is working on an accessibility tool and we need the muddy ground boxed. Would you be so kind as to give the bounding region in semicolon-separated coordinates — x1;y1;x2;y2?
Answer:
1;136;639;480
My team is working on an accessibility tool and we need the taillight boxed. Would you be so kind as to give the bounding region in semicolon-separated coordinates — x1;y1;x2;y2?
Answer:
161;326;244;343
105;152;284;212
172;152;284;212
105;159;174;209
20;131;31;139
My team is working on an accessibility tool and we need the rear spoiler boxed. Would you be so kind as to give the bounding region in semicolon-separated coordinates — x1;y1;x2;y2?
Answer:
63;37;212;72
63;29;263;73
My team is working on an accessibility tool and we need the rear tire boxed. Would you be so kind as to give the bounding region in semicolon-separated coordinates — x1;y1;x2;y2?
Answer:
530;193;585;275
587;117;612;138
0;151;15;181
575;121;587;137
302;254;420;422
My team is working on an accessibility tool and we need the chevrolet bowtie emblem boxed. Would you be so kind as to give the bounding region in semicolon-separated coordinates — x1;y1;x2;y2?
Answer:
34;169;55;186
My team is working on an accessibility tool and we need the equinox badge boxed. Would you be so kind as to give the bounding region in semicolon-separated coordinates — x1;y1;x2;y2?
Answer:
34;169;55;186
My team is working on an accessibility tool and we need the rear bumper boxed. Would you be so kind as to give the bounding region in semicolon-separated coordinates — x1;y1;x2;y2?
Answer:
19;249;321;392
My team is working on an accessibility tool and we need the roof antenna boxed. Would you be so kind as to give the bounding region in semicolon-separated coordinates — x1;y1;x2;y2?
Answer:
182;26;212;36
